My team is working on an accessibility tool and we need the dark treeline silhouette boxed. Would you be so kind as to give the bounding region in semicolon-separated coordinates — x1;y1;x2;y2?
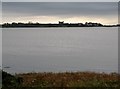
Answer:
1;21;119;28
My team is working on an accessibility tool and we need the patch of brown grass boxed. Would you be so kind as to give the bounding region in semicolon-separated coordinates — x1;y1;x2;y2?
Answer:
17;72;119;87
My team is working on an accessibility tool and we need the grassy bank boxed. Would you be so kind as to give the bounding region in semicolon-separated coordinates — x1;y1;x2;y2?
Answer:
2;71;120;88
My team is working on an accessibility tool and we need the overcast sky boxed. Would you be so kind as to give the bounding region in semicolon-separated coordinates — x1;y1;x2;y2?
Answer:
2;2;118;25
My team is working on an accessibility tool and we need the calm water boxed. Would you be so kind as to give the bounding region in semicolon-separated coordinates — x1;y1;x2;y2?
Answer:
2;27;118;73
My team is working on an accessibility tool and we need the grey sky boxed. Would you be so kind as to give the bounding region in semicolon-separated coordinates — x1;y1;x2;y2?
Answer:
2;2;118;24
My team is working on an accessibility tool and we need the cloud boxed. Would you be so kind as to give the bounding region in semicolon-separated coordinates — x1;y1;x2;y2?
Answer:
2;2;118;24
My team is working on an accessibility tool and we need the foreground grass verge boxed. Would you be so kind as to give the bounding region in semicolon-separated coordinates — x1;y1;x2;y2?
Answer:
2;71;120;88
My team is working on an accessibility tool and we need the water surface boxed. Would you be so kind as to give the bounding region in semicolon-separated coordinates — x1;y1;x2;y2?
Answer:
2;27;118;73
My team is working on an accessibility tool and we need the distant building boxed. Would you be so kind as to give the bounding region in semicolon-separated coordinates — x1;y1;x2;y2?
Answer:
59;21;64;25
78;23;84;26
85;22;103;27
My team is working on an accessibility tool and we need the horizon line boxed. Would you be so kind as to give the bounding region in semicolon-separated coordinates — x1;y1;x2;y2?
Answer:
1;21;118;26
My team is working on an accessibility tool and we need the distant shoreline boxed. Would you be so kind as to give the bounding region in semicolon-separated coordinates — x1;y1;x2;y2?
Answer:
1;21;119;28
1;26;119;28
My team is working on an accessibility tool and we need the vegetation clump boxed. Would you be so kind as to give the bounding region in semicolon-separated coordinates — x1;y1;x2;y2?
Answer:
2;71;22;89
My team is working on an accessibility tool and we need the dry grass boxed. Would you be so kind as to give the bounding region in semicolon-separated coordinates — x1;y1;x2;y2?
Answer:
17;72;119;88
